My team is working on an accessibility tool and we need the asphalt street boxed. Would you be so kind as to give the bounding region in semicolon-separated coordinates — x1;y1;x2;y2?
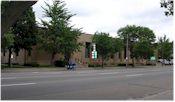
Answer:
1;66;173;100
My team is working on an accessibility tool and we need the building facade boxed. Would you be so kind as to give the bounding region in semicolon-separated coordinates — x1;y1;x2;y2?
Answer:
2;33;133;67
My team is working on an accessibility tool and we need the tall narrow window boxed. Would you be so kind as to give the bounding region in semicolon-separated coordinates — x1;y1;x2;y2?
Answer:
85;42;91;58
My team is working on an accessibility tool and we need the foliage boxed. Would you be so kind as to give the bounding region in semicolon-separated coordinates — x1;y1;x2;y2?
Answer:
1;29;14;56
59;27;82;64
12;7;37;56
157;35;173;60
111;37;124;54
117;63;134;66
1;29;14;67
40;0;81;65
92;32;114;68
133;26;155;59
23;62;39;67
133;40;154;59
88;63;102;67
118;25;156;66
1;1;11;15
160;0;173;16
54;60;66;67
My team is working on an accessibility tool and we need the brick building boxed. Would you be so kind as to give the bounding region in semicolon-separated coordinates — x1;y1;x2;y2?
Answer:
2;33;133;67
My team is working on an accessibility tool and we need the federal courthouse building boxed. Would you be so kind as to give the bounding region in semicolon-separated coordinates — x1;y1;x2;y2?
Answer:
2;33;143;67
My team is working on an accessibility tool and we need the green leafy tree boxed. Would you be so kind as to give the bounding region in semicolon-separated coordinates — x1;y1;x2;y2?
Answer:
40;0;81;65
92;32;114;68
133;41;154;59
1;1;11;15
59;27;82;64
133;26;156;60
1;29;14;67
158;35;173;62
118;25;139;66
160;0;173;16
12;7;37;64
118;25;156;66
111;38;124;54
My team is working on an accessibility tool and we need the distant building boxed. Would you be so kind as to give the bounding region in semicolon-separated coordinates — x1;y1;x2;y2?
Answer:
1;33;134;67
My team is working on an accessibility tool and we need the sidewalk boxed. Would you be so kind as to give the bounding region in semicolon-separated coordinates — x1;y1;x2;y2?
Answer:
1;65;172;73
1;67;95;73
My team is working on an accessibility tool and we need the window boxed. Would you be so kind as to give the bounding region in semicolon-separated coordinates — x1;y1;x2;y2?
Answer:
85;42;91;58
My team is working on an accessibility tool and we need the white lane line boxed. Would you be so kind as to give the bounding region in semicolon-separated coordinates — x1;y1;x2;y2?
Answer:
1;77;18;79
32;72;39;73
98;72;119;75
126;74;143;77
1;83;36;87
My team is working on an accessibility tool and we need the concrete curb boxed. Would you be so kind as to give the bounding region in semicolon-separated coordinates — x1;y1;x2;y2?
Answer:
1;65;172;73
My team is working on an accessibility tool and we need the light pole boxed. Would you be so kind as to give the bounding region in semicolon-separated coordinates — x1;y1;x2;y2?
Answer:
126;34;129;68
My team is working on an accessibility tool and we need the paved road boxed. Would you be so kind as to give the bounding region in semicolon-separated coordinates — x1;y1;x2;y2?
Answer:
1;66;173;100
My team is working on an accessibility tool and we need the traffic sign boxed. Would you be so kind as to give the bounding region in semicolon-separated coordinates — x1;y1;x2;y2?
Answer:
92;51;97;59
150;56;156;61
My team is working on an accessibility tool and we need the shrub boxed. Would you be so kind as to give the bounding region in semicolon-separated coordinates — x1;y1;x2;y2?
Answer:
146;63;156;66
88;63;101;67
117;63;134;66
23;63;31;66
31;62;39;67
54;60;66;67
117;63;126;66
23;62;39;67
12;63;19;65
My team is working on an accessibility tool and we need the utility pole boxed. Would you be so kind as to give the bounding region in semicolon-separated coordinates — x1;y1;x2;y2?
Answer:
126;34;129;68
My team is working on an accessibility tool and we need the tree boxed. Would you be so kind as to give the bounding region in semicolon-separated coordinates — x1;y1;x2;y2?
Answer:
118;25;139;66
160;0;173;16
118;25;156;66
40;0;81;65
133;41;154;60
157;35;173;62
59;27;82;64
92;32;114;68
133;26;156;60
1;1;37;36
111;38;124;54
1;29;14;67
12;7;37;64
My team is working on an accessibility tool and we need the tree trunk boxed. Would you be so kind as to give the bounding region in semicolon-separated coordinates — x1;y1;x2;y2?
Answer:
64;53;71;65
101;55;104;68
24;49;27;65
8;47;12;68
64;55;69;65
50;52;55;65
132;57;135;67
3;49;6;56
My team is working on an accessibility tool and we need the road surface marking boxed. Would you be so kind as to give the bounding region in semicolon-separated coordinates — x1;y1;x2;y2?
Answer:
1;77;18;79
98;72;119;75
32;72;39;73
1;83;36;87
126;74;143;77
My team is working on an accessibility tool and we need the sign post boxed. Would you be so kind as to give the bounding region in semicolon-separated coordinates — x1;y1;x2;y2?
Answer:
91;43;97;59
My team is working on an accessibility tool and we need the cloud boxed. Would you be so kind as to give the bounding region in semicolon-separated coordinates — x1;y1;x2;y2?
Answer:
32;0;174;41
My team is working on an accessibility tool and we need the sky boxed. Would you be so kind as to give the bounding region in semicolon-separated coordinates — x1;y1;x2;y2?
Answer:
32;0;174;41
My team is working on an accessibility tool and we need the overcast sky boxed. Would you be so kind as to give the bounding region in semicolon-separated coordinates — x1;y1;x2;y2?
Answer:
32;0;173;41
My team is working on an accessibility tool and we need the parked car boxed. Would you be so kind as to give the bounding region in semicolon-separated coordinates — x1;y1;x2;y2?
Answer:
158;59;173;65
169;59;173;65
